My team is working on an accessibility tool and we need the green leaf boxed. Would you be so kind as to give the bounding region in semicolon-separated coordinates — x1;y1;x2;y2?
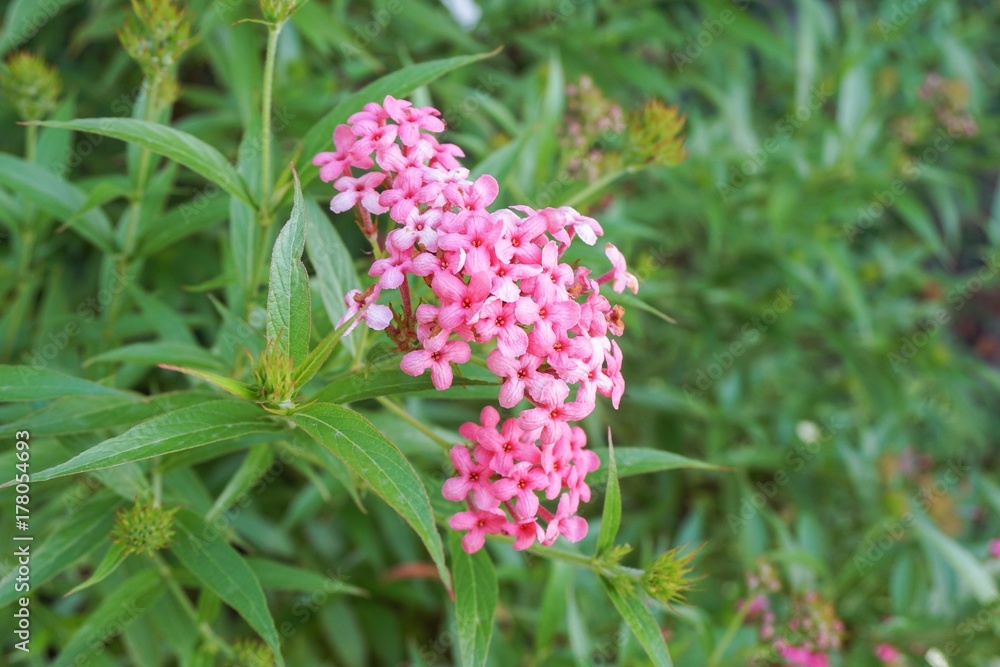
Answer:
0;365;125;402
449;531;498;667
304;198;360;353
29;119;255;206
290;402;450;590
266;169;311;366
247;558;366;596
0;493;119;607
85;342;226;372
0;153;113;250
601;580;674;667
596;430;622;555
20;401;276;485
297;49;503;193
63;543;128;597
312;366;496;404
52;569;163;667
172;510;285;666
914;513;1000;604
16;392;204;437
158;364;258;401
588;447;722;486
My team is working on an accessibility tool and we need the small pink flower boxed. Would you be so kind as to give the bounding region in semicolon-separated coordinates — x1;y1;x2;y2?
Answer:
487;351;541;409
504;518;543;550
604;243;639;294
378;168;440;222
875;644;901;664
330;172;387;214
442;445;499;509
492;462;548;518
312;125;371;182
776;643;830;667
488;261;540;303
518;379;593;445
495;212;546;265
400;339;471;390
434;271;492;330
989;537;1000;559
444;174;499;219
337;288;392;333
475;299;528;357
369;238;413;290
350;118;398;162
438;214;503;274
478;418;540;475
543;493;587;545
449;508;506;553
515;297;581;348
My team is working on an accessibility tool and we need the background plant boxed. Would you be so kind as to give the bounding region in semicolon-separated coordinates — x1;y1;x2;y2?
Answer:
1;0;1000;666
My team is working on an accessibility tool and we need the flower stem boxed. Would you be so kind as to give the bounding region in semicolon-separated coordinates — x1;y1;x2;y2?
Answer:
706;599;751;667
260;22;281;221
248;21;284;311
105;78;162;341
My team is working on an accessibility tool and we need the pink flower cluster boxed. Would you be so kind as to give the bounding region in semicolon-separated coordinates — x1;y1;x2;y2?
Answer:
314;95;637;554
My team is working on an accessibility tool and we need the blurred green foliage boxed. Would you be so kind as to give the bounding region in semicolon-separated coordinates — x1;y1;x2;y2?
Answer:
2;0;1000;665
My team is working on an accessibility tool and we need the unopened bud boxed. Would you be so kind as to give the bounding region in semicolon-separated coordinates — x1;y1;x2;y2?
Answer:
0;52;63;121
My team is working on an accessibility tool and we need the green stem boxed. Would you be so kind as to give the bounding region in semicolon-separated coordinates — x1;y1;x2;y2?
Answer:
706;599;751;667
248;21;284;310
105;79;162;340
18;124;38;273
25;124;37;163
152;554;234;659
375;397;453;452
260;22;281;220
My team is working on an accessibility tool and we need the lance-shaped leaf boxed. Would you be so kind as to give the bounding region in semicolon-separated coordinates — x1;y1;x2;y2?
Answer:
172;510;285;666
601;579;674;667
15;401;276;485
27;119;256;206
0;365;126;402
596;430;622;555
588;447;723;486
0;493;120;607
51;569;164;667
0;153;114;251
313;366;496;404
450;532;497;667
290;402;450;590
266;169;311;366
